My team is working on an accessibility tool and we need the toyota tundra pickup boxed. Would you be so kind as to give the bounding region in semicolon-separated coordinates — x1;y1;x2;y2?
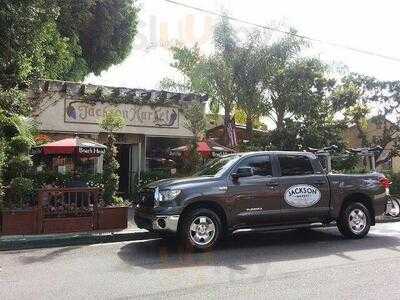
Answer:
134;151;390;250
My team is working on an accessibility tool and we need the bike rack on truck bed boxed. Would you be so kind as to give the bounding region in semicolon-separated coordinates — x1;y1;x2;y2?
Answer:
307;145;400;218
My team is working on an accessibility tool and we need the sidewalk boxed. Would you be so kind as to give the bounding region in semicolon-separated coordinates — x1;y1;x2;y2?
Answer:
0;227;158;251
0;208;158;251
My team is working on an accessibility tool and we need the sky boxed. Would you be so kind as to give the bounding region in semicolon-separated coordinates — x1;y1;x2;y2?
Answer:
85;0;400;90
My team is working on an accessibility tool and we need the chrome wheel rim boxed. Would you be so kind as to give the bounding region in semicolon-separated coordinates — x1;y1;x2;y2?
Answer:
189;216;216;246
348;209;367;234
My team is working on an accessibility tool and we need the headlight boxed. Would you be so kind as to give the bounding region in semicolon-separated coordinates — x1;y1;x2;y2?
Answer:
161;189;181;201
154;188;181;204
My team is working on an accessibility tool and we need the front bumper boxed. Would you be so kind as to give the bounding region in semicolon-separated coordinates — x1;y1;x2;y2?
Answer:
134;211;180;233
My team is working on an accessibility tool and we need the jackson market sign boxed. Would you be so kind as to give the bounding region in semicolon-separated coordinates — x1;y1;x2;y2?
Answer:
64;100;179;128
284;184;321;208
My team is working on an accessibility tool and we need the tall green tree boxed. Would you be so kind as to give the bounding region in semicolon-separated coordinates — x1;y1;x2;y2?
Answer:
261;34;343;150
183;102;207;171
161;16;238;144
0;0;139;88
57;0;139;76
1;0;71;88
336;73;400;165
162;17;363;152
261;34;318;130
231;32;267;138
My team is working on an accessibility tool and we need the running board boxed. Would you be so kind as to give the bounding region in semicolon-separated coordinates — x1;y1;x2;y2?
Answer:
232;222;325;235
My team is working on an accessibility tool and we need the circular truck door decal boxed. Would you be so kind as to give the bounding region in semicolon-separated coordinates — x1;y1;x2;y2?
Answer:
284;184;321;208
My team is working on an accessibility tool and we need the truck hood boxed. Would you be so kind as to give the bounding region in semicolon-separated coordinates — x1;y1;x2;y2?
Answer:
146;176;218;190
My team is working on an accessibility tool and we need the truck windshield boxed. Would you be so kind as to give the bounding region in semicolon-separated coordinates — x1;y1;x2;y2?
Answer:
194;155;241;177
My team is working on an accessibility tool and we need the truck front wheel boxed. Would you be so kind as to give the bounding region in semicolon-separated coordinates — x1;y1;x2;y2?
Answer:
181;208;222;251
338;202;371;239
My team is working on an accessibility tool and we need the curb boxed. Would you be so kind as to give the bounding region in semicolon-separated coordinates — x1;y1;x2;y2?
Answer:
376;217;400;223
0;230;159;251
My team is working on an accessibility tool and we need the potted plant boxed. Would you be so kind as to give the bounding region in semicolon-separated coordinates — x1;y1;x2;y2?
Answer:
97;196;129;230
96;110;129;230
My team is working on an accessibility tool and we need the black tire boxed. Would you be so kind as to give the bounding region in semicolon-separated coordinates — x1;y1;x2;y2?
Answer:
180;208;222;251
337;202;371;239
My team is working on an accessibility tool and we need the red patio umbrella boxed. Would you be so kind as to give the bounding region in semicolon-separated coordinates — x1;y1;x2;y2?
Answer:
171;139;235;158
36;136;106;156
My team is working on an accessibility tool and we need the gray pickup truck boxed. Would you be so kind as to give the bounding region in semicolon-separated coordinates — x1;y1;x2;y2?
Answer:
135;151;390;250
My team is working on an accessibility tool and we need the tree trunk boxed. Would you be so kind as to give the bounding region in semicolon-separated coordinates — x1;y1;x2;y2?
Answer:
246;114;253;139
223;111;231;146
355;122;368;147
276;110;285;130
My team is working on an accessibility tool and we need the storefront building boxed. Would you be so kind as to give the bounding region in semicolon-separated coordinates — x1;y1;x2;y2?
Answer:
29;80;207;195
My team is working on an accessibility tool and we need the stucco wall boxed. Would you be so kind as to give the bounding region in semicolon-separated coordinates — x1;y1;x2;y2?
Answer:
30;80;206;138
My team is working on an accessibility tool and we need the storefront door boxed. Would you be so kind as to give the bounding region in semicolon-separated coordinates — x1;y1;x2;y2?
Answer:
117;144;131;196
117;143;141;197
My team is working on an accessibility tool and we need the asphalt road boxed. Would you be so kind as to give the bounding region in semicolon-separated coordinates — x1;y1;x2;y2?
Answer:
1;223;400;300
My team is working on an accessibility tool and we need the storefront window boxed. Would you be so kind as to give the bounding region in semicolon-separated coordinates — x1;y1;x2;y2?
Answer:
146;137;188;171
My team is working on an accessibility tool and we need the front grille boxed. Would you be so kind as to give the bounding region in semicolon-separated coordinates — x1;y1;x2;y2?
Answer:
138;188;155;207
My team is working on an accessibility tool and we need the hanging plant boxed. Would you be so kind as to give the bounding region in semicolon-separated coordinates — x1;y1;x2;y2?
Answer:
81;87;206;108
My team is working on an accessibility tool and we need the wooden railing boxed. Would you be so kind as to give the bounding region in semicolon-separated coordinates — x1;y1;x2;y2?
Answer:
38;187;101;219
1;187;130;235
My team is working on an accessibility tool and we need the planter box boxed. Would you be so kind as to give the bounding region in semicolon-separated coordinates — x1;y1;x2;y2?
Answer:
42;217;94;234
97;207;128;230
1;210;37;235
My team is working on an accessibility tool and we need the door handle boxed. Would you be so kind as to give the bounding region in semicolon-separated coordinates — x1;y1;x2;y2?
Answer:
266;181;279;187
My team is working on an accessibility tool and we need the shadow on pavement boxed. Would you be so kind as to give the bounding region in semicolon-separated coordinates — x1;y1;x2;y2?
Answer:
19;246;82;264
117;227;400;271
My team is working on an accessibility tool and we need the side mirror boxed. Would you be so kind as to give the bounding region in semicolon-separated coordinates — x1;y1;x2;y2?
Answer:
232;167;253;180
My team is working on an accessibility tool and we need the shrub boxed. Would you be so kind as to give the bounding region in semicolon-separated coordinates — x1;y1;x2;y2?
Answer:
103;172;119;205
80;173;103;188
33;171;104;189
111;196;130;207
9;135;32;154
0;141;6;212
137;169;170;189
385;172;400;195
99;110;126;133
130;169;170;203
7;154;33;178
0;88;31;116
0;113;18;138
9;177;35;209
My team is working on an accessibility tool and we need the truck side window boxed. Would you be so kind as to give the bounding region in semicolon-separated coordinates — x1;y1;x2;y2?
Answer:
278;155;314;176
237;156;272;177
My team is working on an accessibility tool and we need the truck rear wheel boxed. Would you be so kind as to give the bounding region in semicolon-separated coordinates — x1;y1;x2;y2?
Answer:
338;202;371;239
181;208;222;251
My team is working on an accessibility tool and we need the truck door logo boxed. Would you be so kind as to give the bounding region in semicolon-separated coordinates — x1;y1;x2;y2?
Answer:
284;184;321;208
